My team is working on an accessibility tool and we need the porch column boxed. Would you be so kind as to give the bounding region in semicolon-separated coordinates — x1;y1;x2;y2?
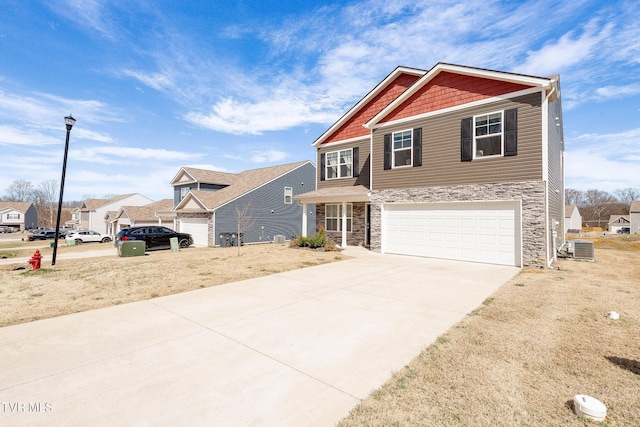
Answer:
301;203;308;237
341;201;347;248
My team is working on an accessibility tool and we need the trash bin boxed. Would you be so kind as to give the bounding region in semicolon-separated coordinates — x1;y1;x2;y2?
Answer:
50;241;55;248
66;239;76;246
118;240;146;257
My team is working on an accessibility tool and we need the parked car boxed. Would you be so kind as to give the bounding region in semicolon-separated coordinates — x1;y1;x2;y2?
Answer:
27;230;66;241
114;226;193;250
65;230;112;244
617;227;630;234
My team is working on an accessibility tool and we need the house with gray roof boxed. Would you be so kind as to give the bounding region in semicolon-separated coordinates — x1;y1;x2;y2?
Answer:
68;193;154;235
165;161;316;247
107;199;174;234
0;201;38;231
564;205;582;234
630;201;640;234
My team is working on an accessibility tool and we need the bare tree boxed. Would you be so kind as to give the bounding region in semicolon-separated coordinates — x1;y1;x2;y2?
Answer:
580;189;619;227
614;188;640;214
4;179;34;201
234;201;257;256
34;180;58;227
564;188;583;207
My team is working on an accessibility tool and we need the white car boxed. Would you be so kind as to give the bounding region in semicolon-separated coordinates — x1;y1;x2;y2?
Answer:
66;230;112;244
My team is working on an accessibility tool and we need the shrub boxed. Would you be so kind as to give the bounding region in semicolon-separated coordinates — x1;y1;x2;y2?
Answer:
291;228;329;249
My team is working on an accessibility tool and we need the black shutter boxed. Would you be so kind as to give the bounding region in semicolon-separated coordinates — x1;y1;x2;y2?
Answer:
413;128;422;167
320;153;326;181
504;108;518;156
384;134;392;170
352;147;359;177
461;117;472;161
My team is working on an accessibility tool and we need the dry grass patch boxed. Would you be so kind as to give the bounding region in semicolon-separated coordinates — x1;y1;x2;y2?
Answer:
340;238;640;426
0;244;348;327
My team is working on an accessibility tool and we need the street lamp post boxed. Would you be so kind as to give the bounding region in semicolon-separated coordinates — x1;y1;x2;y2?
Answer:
52;115;76;266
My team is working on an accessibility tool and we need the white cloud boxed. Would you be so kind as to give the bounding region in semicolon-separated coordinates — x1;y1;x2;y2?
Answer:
0;125;59;147
250;150;287;163
122;70;174;91
513;20;614;76
184;97;337;134
595;84;640;99
72;145;203;165
565;127;640;191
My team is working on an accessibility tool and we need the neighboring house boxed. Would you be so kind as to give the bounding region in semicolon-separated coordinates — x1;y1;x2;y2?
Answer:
565;205;582;234
164;161;316;247
68;194;154;235
607;215;630;233
630;201;640;234
295;62;564;268
107;199;174;234
0;201;38;230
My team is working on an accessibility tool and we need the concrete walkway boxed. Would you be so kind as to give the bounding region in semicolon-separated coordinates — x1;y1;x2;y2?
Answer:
0;250;519;426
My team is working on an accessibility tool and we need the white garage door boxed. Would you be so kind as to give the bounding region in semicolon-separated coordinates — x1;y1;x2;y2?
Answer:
179;218;209;247
382;202;520;266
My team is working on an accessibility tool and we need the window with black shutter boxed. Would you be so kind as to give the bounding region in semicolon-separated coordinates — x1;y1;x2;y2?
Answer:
460;108;518;161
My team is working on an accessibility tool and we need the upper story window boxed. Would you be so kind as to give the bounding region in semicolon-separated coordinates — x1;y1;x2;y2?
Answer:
180;187;190;201
461;108;517;162
7;213;20;220
284;187;293;204
474;111;502;158
326;149;352;179
383;128;422;170
393;130;413;167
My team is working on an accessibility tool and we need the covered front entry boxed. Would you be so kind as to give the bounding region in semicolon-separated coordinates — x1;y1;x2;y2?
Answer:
382;201;521;266
179;218;209;247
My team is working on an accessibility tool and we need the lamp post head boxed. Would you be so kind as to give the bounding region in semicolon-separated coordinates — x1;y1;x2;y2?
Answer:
65;115;76;131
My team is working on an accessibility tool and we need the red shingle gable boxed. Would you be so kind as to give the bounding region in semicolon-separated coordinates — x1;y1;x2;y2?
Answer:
324;73;421;144
379;72;534;124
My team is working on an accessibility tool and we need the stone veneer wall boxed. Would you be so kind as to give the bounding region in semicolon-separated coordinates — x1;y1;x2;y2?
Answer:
316;202;367;247
369;181;547;268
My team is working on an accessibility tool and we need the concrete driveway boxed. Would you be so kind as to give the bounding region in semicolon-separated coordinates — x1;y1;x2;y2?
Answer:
0;249;518;426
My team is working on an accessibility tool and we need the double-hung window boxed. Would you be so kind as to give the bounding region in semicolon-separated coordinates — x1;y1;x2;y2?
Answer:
284;187;293;204
325;204;352;232
474;111;503;158
325;149;352;179
393;130;412;167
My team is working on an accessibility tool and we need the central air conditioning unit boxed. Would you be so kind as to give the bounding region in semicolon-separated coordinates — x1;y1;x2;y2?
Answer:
273;235;286;244
573;240;595;261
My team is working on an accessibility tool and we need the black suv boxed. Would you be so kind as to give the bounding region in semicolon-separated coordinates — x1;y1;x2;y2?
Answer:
115;226;193;250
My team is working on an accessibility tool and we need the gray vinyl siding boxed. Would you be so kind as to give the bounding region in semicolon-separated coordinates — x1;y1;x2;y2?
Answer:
317;139;371;189
213;162;316;245
547;94;565;254
371;92;544;190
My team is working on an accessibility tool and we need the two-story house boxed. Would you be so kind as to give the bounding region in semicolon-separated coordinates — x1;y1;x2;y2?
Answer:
68;194;154;235
295;63;564;268
0;201;38;231
164;161;316;247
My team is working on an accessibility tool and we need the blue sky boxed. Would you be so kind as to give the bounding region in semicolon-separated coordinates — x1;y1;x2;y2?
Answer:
1;0;638;201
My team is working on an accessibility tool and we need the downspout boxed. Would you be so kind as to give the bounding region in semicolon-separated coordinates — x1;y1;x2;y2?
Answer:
543;84;557;267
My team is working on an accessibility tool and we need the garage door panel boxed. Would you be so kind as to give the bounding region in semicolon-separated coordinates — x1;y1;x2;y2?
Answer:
180;219;209;247
383;202;520;266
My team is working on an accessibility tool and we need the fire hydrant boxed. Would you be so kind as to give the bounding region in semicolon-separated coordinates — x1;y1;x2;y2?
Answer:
28;250;42;270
